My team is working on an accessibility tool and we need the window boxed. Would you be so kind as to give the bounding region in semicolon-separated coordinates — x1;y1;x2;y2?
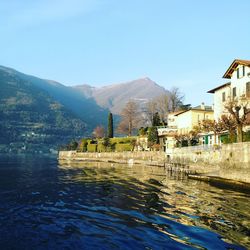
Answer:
233;87;237;98
247;82;250;98
222;92;225;102
237;66;245;79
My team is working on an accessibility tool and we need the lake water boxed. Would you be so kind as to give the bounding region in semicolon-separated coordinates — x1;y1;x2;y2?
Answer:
0;155;249;250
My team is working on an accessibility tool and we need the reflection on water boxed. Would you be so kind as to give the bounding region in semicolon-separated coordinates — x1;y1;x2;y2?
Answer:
0;155;249;249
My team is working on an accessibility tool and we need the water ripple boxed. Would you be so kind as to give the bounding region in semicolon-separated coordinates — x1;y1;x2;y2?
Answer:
0;156;249;249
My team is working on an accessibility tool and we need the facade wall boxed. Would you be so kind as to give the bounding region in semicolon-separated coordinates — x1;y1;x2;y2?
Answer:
213;85;231;121
176;111;192;134
176;110;214;134
168;113;178;127
231;65;250;97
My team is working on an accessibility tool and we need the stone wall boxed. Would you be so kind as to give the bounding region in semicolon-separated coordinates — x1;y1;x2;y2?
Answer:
58;142;250;183
58;151;167;167
168;142;250;183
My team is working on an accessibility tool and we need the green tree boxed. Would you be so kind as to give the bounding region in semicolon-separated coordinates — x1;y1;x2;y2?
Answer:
147;127;159;149
102;137;111;150
138;127;148;136
107;112;114;138
152;112;161;126
78;139;88;152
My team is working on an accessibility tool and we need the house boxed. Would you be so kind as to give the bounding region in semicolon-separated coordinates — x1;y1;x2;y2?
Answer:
156;105;213;151
174;103;214;135
208;59;250;121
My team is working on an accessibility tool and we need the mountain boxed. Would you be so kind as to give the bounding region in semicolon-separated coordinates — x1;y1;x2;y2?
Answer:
0;66;109;129
0;66;108;152
74;77;169;114
0;68;84;151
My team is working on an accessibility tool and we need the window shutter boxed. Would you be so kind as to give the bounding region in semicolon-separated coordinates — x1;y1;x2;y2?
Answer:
247;82;250;97
233;87;236;98
243;66;245;77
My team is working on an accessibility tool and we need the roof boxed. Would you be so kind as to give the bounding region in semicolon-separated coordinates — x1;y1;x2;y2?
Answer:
207;82;231;93
193;105;213;110
223;59;250;79
168;110;185;116
174;106;213;116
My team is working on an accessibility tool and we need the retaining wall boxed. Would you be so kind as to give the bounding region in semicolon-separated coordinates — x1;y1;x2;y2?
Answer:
169;142;250;183
58;151;166;167
58;142;250;183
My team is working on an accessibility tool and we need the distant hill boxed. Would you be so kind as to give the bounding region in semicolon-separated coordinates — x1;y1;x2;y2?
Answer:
0;66;109;152
74;77;169;114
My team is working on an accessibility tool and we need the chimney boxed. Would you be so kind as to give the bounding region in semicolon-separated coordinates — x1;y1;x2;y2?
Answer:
201;102;205;110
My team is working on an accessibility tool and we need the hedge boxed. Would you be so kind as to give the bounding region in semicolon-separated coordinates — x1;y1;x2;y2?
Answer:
110;137;136;144
115;143;133;152
87;144;97;152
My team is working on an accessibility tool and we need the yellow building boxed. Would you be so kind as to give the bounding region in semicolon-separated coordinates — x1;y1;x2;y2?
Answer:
174;103;214;134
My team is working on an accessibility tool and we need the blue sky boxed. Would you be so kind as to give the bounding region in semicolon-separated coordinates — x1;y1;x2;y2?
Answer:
1;0;250;106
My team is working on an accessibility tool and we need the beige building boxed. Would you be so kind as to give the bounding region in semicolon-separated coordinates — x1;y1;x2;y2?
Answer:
174;104;214;134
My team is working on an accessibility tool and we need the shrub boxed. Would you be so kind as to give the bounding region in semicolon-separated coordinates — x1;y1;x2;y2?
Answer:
78;139;88;152
97;143;112;152
221;134;237;144
110;137;136;144
87;144;97;152
89;139;97;144
243;131;250;142
97;143;105;152
115;143;133;152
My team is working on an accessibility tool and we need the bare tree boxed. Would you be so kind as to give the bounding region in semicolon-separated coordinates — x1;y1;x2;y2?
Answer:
145;100;157;125
144;87;184;125
219;115;237;142
169;87;184;112
93;125;105;139
155;94;169;124
196;119;223;144
144;94;169;125
117;100;139;136
224;96;250;142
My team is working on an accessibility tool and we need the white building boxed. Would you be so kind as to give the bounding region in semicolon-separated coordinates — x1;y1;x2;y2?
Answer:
208;59;250;121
